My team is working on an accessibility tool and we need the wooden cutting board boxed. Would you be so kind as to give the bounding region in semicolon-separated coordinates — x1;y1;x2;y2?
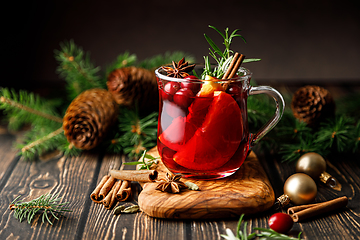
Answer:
138;147;275;219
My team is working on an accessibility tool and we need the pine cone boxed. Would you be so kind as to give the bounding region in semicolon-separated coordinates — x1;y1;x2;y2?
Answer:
63;88;118;150
106;67;158;113
291;85;335;126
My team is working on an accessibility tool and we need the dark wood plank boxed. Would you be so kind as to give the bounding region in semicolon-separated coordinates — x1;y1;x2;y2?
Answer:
256;153;360;240
0;126;21;186
0;152;100;240
81;153;188;240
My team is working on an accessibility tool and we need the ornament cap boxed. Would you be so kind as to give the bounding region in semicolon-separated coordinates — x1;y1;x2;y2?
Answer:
276;194;291;208
320;171;337;188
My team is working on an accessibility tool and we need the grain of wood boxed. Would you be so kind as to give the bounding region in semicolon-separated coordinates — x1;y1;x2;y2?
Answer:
0;153;99;240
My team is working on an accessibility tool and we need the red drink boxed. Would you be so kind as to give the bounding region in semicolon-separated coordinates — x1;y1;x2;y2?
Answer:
156;70;252;179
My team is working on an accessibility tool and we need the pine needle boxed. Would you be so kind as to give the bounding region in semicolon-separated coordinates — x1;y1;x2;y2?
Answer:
54;39;104;100
9;193;71;225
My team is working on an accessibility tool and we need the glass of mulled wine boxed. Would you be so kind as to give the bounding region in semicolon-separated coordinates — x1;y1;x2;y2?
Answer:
155;66;285;179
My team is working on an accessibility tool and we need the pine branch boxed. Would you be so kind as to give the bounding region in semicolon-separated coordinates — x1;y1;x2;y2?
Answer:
108;107;158;159
21;127;64;153
54;40;104;100
0;96;62;123
105;51;137;75
0;88;63;131
9;193;71;225
315;116;356;153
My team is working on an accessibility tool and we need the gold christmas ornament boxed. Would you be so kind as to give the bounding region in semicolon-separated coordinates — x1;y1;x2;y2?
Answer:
296;152;337;188
276;173;317;207
63;88;118;150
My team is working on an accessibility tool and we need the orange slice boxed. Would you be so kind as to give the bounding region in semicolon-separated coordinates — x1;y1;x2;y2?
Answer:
173;92;243;171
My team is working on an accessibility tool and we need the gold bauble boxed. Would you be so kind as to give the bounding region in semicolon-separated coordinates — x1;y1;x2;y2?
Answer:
284;173;317;205
296;152;326;179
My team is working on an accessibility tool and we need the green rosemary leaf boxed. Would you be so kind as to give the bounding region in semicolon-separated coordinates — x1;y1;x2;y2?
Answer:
204;34;225;59
243;58;261;63
208;25;226;40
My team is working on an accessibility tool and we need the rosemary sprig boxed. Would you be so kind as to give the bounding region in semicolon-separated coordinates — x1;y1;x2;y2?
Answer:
9;193;72;225
221;214;302;240
123;150;160;170
203;25;260;79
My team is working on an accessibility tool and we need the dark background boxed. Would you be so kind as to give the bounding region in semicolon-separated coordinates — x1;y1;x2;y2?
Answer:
2;0;360;94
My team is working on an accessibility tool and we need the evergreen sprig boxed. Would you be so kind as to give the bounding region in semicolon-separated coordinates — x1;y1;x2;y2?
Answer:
108;107;158;159
0;88;68;160
54;40;104;100
221;214;302;240
0;88;62;130
105;51;138;76
10;193;72;225
315;116;355;153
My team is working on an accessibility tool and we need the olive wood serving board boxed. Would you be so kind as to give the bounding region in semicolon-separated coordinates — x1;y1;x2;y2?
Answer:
137;147;275;219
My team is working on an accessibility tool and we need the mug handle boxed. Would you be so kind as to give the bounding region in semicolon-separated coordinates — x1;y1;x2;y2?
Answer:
248;86;285;147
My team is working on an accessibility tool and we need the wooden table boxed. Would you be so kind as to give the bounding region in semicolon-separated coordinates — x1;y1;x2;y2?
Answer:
0;83;359;240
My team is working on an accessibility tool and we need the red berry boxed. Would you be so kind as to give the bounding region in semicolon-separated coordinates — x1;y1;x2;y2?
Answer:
173;88;195;109
182;76;201;94
163;82;181;101
227;85;242;95
268;213;294;234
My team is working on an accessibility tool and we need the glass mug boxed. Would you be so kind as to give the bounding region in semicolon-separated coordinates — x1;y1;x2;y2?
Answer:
155;66;285;179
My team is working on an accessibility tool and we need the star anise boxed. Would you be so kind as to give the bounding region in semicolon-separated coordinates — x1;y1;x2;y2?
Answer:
155;173;187;193
161;57;196;78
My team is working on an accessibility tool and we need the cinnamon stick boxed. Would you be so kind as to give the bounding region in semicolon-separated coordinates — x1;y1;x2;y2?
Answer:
228;54;245;79
109;170;158;182
99;176;117;200
90;175;111;203
287;196;348;222
223;52;240;79
102;180;122;209
116;180;132;201
222;52;245;90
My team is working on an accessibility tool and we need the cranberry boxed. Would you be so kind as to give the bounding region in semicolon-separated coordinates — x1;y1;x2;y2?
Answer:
227;85;242;95
181;76;201;94
173;88;195;109
163;82;181;101
268;213;294;234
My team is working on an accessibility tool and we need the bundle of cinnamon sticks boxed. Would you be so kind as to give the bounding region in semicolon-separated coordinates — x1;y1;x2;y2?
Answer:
287;196;348;222
90;170;158;210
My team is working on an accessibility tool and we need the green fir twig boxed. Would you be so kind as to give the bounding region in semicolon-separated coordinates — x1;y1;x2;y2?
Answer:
315;116;356;153
54;40;104;100
9;193;72;225
108;107;158;159
0;88;67;160
0;88;62;130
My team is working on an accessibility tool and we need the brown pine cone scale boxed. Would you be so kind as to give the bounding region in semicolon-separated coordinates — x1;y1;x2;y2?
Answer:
63;88;118;150
106;67;158;113
291;85;335;127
